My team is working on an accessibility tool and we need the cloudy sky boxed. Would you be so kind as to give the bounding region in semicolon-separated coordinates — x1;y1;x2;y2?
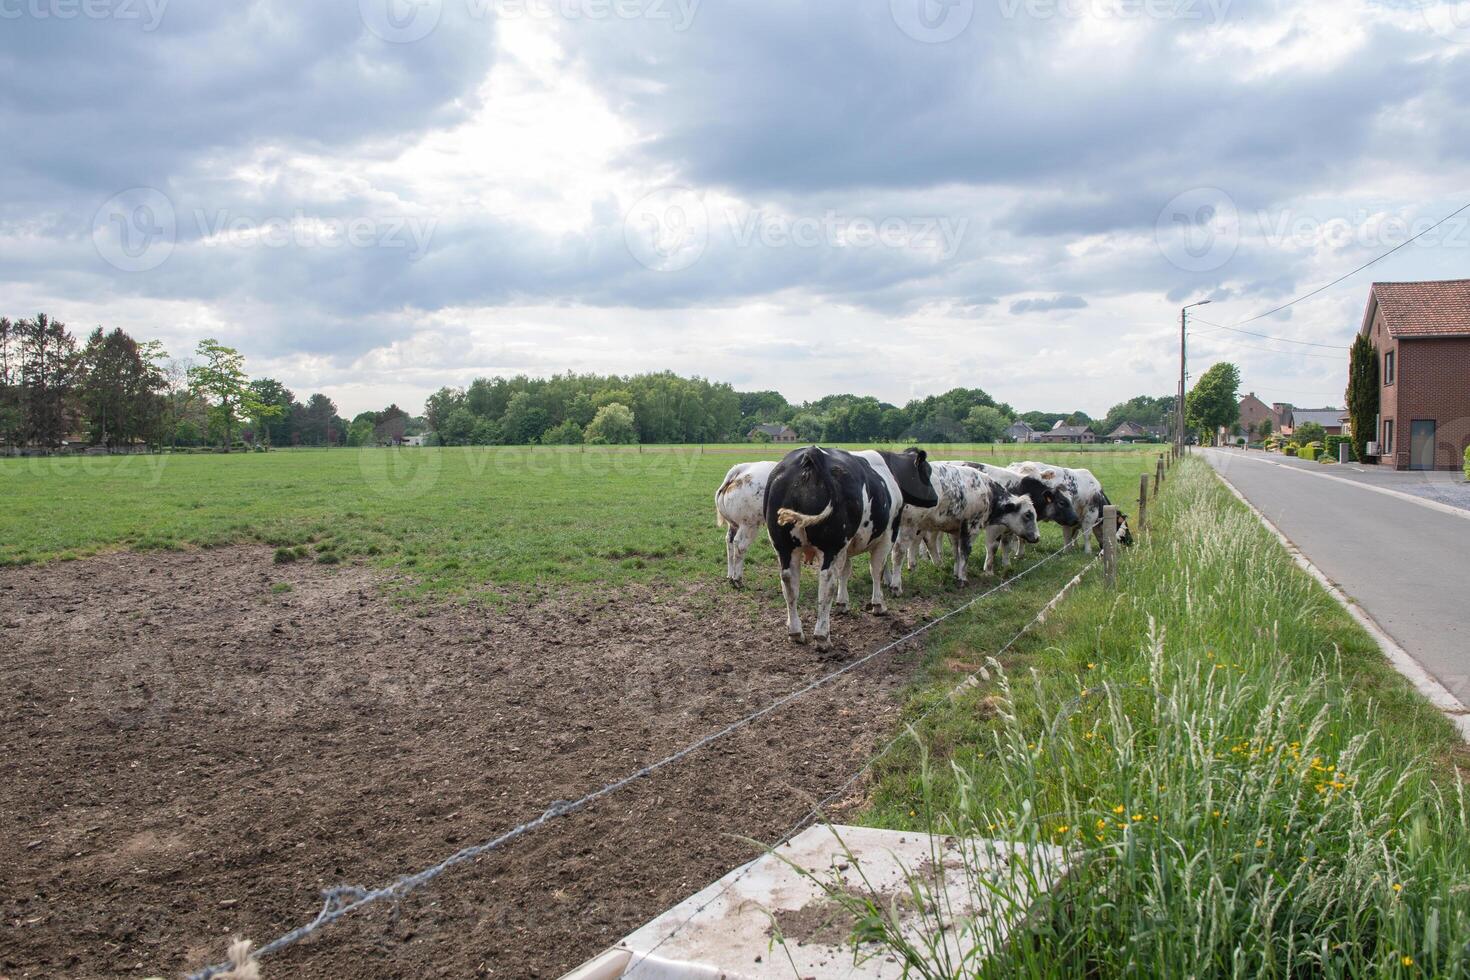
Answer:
4;0;1470;418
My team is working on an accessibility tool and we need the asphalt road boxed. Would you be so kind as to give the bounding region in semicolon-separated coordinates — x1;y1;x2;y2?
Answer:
1204;449;1470;704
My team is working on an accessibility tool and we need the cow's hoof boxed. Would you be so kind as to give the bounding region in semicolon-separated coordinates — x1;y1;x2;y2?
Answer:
728;577;744;590
866;603;889;617
835;602;850;614
789;631;806;645
814;635;833;653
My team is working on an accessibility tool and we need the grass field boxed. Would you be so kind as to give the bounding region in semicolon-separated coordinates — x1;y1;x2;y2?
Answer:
836;457;1470;976
0;443;1164;595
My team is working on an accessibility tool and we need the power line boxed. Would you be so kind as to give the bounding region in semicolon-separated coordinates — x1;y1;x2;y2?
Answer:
1190;335;1347;360
1225;200;1470;327
1189;318;1348;350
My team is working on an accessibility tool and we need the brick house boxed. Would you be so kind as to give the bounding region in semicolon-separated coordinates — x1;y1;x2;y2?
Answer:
1237;392;1292;437
1359;279;1470;471
1034;423;1096;444
748;423;798;442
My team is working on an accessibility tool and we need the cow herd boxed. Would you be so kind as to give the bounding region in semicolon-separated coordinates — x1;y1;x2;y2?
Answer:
715;446;1133;652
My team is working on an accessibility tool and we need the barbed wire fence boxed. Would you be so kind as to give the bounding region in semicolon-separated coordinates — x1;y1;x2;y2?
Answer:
187;545;1086;980
633;552;1101;965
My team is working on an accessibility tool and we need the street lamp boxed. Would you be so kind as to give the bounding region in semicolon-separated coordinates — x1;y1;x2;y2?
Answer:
1178;300;1211;452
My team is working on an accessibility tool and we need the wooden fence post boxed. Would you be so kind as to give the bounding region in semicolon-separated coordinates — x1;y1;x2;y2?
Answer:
1101;504;1118;587
1137;473;1149;537
1155;455;1164;494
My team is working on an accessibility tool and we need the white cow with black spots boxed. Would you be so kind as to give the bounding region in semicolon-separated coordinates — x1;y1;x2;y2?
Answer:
893;462;1041;585
714;459;775;588
1009;461;1134;553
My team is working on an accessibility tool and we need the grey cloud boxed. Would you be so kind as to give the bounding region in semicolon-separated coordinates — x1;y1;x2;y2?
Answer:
1009;294;1088;314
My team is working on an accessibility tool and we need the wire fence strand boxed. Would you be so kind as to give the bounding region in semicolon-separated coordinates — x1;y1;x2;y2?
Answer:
634;551;1100;963
187;545;1078;980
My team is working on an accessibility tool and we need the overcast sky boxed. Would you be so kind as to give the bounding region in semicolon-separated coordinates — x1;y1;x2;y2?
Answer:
4;0;1469;418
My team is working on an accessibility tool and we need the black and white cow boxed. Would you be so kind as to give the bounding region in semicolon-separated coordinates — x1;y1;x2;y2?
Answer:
1009;461;1134;553
714;459;776;588
961;460;1080;566
765;446;936;652
895;462;1041;584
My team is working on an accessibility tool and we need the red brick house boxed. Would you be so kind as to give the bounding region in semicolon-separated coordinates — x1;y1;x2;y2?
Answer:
1237;392;1292;437
1359;279;1470;471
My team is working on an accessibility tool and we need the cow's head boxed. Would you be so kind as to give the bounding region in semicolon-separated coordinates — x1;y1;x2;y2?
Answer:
994;493;1040;543
1019;476;1079;528
1115;510;1135;547
891;447;939;508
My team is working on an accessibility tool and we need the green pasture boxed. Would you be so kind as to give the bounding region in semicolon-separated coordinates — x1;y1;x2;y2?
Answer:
0;443;1162;595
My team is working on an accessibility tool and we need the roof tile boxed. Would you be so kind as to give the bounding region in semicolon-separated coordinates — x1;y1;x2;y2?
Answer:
1370;279;1470;338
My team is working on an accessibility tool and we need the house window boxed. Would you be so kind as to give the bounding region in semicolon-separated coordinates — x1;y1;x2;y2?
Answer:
1384;350;1395;385
1382;419;1394;454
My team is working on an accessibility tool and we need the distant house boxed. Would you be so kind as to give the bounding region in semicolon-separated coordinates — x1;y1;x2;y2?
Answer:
1034;423;1096;444
1105;421;1150;442
1238;392;1293;436
1004;420;1036;443
1288;408;1346;437
1358;278;1470;470
749;423;798;443
1144;425;1170;441
402;434;428;447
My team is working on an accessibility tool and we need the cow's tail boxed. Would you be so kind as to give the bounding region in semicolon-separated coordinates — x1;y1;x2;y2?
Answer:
776;502;833;529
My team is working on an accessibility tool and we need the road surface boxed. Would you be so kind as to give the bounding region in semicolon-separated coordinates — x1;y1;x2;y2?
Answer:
1204;449;1470;704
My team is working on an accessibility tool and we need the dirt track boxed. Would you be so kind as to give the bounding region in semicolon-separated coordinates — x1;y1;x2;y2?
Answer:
0;548;941;978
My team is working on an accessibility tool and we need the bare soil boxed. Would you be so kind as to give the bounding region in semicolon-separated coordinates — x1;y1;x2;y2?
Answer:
0;548;944;979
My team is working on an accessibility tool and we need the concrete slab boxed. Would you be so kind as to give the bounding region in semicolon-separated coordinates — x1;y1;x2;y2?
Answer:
562;825;1067;980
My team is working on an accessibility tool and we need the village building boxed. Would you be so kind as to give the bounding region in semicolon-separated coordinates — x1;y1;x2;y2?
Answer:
1358;279;1470;470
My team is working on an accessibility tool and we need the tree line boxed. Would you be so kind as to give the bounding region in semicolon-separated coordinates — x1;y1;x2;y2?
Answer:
0;314;370;453
1;311;1207;453
422;375;1182;446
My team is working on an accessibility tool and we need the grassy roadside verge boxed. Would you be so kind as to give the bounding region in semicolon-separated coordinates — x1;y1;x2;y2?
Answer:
851;457;1470;976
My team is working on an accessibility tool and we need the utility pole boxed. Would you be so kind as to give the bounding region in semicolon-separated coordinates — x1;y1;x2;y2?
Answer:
1177;299;1211;453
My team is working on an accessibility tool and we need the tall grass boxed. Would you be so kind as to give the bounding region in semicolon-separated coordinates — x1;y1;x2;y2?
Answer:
837;458;1470;977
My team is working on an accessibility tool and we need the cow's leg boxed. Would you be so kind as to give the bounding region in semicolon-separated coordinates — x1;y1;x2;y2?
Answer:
1063;525;1078;551
778;550;803;644
883;529;904;596
729;523;757;587
813;552;839;652
1011;534;1025;559
867;536;892;616
983;526;1001;575
926;530;944;568
952;524;972;584
1083;516;1096;555
903;528;919;571
725;524;737;583
835;551;852;612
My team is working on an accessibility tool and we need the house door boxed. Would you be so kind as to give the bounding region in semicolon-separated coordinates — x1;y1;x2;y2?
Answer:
1410;420;1436;470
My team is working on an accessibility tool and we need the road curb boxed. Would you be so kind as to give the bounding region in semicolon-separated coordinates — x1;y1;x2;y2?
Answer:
1207;457;1470;744
1212;448;1470;522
